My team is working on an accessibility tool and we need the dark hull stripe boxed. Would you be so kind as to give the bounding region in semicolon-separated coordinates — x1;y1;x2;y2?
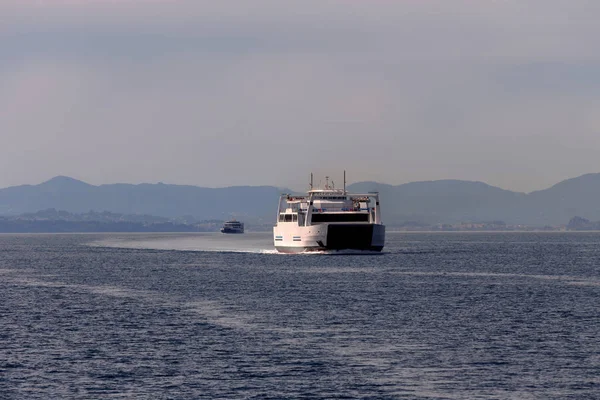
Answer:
326;224;377;250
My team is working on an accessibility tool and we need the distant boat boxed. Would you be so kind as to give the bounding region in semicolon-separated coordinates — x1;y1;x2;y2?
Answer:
273;172;385;253
221;220;244;234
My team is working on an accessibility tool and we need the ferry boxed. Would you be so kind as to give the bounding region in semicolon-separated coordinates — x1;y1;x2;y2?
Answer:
273;173;385;253
221;220;244;234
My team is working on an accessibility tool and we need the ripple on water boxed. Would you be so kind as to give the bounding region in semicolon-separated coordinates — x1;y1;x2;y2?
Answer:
1;232;599;399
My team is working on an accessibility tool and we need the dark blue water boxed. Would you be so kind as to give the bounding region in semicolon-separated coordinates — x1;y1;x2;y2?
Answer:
1;232;599;399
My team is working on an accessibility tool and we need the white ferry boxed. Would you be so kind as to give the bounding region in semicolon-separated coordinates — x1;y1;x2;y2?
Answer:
273;173;385;253
221;220;244;234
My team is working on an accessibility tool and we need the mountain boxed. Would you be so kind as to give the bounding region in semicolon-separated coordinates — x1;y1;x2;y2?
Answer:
347;180;525;224
3;173;600;226
0;177;289;222
348;173;600;225
523;173;600;225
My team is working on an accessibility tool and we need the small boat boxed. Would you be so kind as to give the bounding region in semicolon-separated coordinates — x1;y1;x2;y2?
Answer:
221;220;244;234
273;172;385;253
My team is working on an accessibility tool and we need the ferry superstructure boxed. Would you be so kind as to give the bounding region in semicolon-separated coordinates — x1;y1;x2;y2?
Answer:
273;173;385;253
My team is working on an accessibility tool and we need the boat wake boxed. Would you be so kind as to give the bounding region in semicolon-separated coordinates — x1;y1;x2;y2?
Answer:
87;239;384;256
86;235;283;255
88;240;280;254
85;233;384;256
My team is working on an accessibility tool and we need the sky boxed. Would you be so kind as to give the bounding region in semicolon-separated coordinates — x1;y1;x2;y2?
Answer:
1;0;600;193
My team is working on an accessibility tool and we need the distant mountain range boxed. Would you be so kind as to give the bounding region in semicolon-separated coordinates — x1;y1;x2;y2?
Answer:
0;176;286;225
2;174;600;226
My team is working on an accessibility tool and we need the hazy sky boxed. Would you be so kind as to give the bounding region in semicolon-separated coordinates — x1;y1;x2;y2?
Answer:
2;1;599;192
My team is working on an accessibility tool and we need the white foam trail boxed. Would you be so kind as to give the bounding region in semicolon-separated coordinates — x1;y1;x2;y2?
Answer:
87;233;389;255
87;233;279;254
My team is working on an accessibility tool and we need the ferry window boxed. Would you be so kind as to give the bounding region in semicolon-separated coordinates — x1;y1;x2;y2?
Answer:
284;214;293;222
292;214;298;222
311;213;370;223
279;214;285;222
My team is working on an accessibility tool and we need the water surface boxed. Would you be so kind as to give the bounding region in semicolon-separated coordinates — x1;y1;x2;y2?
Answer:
1;232;599;399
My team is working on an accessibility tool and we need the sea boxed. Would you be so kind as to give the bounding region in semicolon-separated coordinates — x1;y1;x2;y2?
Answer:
1;232;599;399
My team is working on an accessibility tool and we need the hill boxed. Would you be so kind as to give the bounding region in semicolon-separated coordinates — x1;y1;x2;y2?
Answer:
0;176;287;224
3;173;600;226
347;180;526;224
348;173;600;226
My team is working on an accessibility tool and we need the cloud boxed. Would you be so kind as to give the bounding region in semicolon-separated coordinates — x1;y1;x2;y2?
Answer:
2;0;600;191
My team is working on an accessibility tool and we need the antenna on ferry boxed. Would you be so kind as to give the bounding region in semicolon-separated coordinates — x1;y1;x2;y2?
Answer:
343;170;346;194
325;176;329;190
310;173;313;190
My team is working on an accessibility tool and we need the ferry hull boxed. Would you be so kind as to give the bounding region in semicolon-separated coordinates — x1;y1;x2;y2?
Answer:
274;224;385;253
221;229;244;234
